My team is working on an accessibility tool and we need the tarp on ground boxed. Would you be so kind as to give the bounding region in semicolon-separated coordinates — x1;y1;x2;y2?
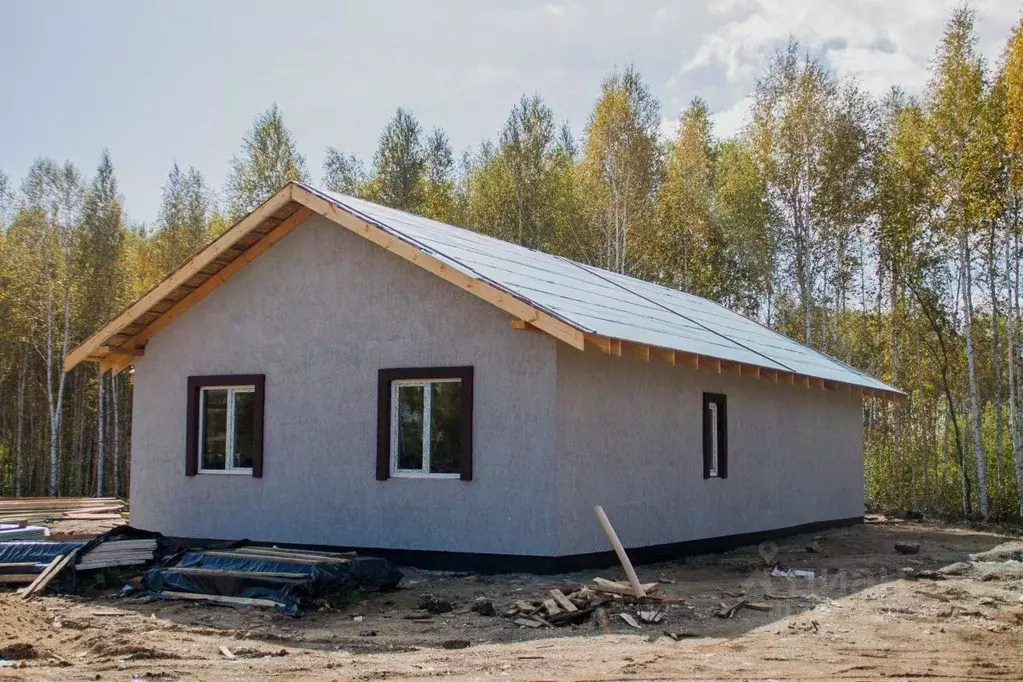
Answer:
140;549;402;616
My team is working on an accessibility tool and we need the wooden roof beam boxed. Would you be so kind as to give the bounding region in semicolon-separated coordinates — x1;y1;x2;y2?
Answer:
650;347;675;366
622;341;650;361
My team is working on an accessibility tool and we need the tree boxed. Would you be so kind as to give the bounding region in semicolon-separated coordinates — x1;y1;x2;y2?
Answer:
926;7;990;517
370;107;426;212
500;95;557;248
423;128;459;223
577;65;661;275
154;163;211;273
322;148;365;196
225;103;308;218
749;41;839;346
658;97;717;295
1002;15;1023;517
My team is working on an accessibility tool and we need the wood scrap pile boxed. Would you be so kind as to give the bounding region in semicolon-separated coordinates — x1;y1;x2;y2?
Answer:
76;538;157;570
0;497;126;524
504;578;667;628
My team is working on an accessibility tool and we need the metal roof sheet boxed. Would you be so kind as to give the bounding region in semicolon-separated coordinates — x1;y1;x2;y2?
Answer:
301;183;899;394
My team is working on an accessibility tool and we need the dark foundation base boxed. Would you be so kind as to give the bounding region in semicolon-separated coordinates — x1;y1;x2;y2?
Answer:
167;516;862;575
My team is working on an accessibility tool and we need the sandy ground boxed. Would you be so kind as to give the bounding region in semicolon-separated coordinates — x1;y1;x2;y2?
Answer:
2;520;1023;681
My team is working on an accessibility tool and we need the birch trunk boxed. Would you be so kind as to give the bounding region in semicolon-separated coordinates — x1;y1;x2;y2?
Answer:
1008;232;1018;514
963;233;988;517
96;369;105;496
14;347;27;497
112;374;120;499
989;223;1003;495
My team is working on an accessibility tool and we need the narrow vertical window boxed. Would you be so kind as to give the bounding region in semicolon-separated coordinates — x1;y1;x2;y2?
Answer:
703;393;727;479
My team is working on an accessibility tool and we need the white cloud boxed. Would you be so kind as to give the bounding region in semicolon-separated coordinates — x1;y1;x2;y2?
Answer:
711;94;753;138
683;0;1018;97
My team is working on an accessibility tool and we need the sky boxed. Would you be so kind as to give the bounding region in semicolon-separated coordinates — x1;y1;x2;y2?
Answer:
1;0;1020;225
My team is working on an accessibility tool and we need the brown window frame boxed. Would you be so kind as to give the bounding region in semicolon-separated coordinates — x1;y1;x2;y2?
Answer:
186;374;265;478
703;392;727;479
377;366;474;481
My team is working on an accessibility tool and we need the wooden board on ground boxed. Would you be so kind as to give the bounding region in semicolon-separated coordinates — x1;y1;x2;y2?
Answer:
0;574;38;585
550;588;578;612
168;567;308;580
158;590;281;608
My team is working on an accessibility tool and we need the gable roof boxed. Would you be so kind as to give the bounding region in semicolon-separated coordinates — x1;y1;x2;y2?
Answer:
67;182;902;401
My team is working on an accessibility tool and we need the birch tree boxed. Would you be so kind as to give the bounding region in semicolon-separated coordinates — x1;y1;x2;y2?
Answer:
926;7;989;516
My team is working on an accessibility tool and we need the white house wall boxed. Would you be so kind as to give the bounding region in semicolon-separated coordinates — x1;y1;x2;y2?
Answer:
130;214;560;556
554;344;864;556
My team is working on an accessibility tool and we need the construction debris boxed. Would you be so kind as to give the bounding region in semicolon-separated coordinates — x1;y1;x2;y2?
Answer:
76;538;156;570
143;545;401;615
0;498;125;525
500;577;666;629
619;612;641;628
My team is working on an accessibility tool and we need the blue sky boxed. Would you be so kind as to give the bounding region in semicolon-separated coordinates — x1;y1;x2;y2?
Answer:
1;0;1018;225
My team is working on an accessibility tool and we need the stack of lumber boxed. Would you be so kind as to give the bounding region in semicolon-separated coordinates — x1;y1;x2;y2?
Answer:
153;545;356;608
0;497;125;524
76;538;157;570
0;523;49;541
502;578;664;628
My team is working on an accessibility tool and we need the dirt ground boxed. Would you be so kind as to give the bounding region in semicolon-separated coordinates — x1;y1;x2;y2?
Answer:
2;520;1023;681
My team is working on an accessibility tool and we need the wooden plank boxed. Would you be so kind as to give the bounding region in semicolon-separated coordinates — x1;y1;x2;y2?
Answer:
542;598;562;617
678;352;700;369
593;506;645;598
622;341;650;361
159;590;281;608
700;357;722;373
22;550;78;600
232;547;351;561
0;574;38;585
201;550;343;566
721;360;742;375
65;187;297;370
510;319;544;334
293;186;586;351
167;567;307;580
236;546;353;558
114;206;313;357
585;334;612;354
649;347;675;366
549;589;578;612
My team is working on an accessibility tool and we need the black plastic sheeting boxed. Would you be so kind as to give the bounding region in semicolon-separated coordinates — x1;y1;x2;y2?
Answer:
140;549;402;616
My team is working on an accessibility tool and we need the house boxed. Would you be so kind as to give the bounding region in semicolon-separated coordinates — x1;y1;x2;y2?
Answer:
66;182;902;571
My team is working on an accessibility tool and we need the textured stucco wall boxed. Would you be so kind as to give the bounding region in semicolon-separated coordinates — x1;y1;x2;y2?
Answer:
130;214;559;555
554;345;864;556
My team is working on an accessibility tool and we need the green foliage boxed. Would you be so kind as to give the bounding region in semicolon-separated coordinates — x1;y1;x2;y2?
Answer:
225;103;309;219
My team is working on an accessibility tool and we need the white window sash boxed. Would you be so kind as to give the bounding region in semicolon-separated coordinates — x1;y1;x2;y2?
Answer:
390;378;461;479
198;385;255;475
709;402;719;477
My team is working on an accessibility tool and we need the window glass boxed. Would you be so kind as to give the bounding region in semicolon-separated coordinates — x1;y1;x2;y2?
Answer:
709;402;718;476
396;384;424;470
233;389;255;469
429;381;461;473
201;389;228;470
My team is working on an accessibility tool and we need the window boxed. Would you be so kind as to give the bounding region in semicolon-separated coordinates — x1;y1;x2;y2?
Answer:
703;393;727;479
377;367;473;480
187;375;265;477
